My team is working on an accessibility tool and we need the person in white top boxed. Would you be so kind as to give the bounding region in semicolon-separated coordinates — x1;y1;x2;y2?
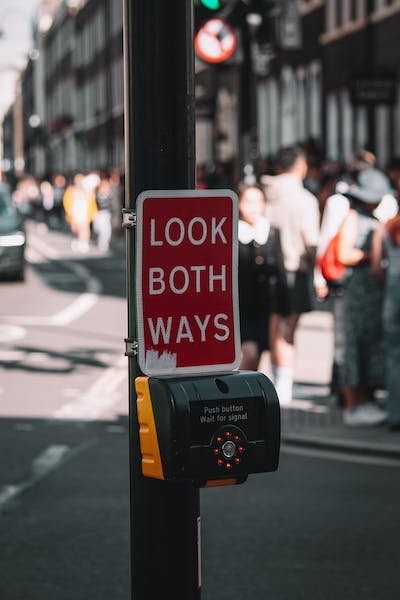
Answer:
260;147;320;405
315;186;398;298
315;153;398;299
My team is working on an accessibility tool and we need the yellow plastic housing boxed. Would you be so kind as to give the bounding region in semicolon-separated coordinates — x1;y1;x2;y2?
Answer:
135;377;164;480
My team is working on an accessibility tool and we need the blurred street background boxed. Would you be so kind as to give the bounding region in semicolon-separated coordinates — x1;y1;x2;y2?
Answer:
1;1;400;599
1;222;400;600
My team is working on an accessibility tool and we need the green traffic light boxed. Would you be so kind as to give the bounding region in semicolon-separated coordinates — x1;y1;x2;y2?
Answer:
200;0;221;10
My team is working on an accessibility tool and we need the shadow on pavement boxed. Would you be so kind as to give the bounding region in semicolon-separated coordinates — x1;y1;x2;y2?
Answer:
0;345;115;374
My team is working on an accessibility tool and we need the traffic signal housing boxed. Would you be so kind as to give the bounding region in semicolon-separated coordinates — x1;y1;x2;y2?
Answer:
199;0;222;9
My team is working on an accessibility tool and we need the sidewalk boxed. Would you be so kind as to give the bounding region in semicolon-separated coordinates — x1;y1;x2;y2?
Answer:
260;311;400;460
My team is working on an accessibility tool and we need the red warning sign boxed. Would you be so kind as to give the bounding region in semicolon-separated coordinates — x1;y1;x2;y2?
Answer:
135;190;240;376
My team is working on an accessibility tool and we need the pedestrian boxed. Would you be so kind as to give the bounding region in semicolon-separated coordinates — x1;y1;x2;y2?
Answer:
335;168;393;426
40;180;54;229
52;174;66;229
372;212;400;430
237;184;289;371
63;174;97;253
314;155;398;404
93;176;113;252
260;146;320;404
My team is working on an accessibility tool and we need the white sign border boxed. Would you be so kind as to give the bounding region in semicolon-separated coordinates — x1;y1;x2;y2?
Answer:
135;189;241;377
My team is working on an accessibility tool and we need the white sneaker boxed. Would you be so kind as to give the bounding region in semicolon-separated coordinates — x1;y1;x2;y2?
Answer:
343;403;387;427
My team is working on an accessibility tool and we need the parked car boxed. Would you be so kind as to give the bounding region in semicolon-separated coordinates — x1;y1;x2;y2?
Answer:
0;183;26;281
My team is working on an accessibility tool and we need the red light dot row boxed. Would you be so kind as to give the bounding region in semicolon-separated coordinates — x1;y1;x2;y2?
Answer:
217;458;240;468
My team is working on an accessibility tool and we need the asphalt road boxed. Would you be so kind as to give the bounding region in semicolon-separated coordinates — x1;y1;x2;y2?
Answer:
1;225;400;600
1;419;399;600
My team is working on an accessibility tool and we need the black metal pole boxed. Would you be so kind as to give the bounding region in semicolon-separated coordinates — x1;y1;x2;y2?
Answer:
240;18;259;176
123;2;200;599
366;0;375;153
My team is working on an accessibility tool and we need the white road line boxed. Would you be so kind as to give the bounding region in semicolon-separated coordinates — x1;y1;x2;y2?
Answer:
281;443;400;468
7;232;102;327
14;423;34;432
50;293;99;326
53;355;127;420
0;325;26;343
25;246;46;264
0;440;97;511
28;234;61;261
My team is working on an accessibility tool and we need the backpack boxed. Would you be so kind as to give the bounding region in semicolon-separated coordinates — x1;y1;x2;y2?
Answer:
318;232;347;283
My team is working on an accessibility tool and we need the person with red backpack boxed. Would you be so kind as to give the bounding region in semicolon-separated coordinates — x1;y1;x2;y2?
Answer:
332;168;394;426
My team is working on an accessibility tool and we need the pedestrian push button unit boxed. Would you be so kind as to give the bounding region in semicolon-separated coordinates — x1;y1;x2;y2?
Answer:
134;370;280;487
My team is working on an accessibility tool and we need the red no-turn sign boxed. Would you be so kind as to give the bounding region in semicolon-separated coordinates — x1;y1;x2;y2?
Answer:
135;190;240;376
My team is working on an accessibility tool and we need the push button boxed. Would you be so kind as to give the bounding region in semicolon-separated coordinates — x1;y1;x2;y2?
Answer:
222;440;236;459
211;426;247;470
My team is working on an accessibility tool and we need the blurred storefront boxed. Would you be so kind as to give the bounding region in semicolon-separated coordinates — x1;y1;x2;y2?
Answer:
3;0;400;181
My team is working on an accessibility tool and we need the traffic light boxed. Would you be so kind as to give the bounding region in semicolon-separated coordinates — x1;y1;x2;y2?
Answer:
195;0;224;30
199;0;222;9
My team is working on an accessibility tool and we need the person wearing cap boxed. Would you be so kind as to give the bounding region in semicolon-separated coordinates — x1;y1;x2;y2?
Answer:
336;168;393;426
314;155;398;405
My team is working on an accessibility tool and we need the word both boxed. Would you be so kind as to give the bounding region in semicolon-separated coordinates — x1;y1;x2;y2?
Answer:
148;265;226;295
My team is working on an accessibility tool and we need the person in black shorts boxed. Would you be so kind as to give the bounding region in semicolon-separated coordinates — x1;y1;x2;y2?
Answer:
237;183;289;371
261;147;320;404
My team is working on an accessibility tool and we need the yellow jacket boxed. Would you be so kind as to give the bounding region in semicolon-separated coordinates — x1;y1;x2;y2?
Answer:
63;186;98;224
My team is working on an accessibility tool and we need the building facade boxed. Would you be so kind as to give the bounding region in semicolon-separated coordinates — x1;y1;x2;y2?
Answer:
195;0;400;170
3;0;400;181
323;0;400;166
1;0;124;181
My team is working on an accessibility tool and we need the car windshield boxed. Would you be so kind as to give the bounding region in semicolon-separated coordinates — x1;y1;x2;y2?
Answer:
0;187;15;217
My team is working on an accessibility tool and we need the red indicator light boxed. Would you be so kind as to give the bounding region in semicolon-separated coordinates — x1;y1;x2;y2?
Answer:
217;459;223;466
234;457;240;464
213;448;219;454
225;463;232;470
216;436;222;443
225;431;231;437
238;446;244;453
234;435;240;441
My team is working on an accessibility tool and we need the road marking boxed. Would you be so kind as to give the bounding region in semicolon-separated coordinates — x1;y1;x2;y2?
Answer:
25;246;46;264
28;233;61;261
0;325;26;343
281;443;400;468
53;355;127;420
105;425;126;434
0;439;97;511
50;293;99;326
7;233;102;327
32;445;70;476
14;423;34;432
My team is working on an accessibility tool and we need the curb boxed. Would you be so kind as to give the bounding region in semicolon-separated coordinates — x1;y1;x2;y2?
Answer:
282;432;400;460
